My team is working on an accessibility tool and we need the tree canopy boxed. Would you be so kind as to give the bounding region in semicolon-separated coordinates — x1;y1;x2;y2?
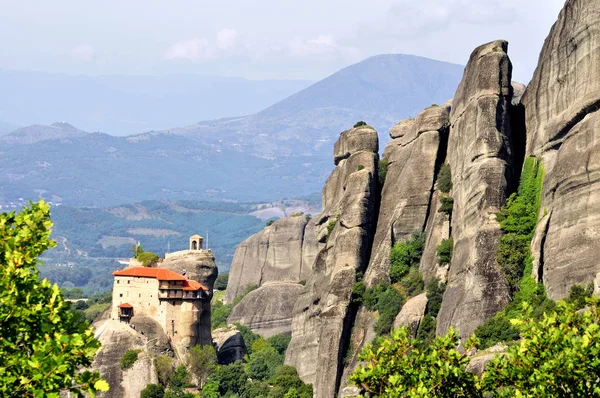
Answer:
0;201;107;397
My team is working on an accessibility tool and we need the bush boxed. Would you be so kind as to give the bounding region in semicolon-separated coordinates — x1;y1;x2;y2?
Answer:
211;300;234;329
474;315;520;349
437;163;452;193
354;121;367;128
378;159;389;186
389;232;425;284
247;346;283;381
189;344;217;388
497;233;529;294
155;355;174;386
266;219;275;227
326;218;337;241
351;279;367;305
415;313;436;344
350;327;481;397
425;279;446;318
137;251;159;267
439;196;454;216
436;237;453;266
141;384;165;398
234;323;261;356
207;361;247;396
357;164;365;171
566;283;594;310
374;286;405;336
214;273;229;290
482;298;600;396
120;349;140;370
399;268;424;297
267;334;292;356
168;365;190;391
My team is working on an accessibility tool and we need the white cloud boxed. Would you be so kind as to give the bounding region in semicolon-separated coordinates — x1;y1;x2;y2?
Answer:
216;29;238;50
71;44;96;62
164;38;214;61
288;34;360;60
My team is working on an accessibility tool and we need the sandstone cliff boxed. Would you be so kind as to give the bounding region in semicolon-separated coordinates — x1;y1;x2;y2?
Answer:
285;126;379;398
436;40;515;339
161;251;218;349
522;0;600;299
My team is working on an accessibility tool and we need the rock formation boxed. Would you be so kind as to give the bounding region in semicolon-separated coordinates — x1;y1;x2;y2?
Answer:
227;282;305;337
161;251;218;348
392;293;428;337
285;126;379;398
436;40;515;339
364;105;450;287
224;215;319;304
212;327;247;365
522;0;600;299
93;321;157;398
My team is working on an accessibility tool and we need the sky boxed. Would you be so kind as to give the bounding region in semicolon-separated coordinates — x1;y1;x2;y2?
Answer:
0;0;565;83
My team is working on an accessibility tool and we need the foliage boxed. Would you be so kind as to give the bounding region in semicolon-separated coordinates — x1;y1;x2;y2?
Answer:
438;196;454;217
474;157;553;348
156;355;175;386
436;237;453;266
141;384;165;398
120;349;140;370
266;334;292;356
425;279;446;318
211;300;234;330
206;361;247;396
62;287;86;298
482;298;600;396
351;279;367;305
496;157;544;294
0;201;107;397
350;327;481;397
247;346;284;381
326;218;337;241
399;268;424;297
566;283;594;310
189;345;217;388
235;323;262;356
361;284;405;336
357;164;365;171
437;163;453;193
137;250;160;267
354;121;367;128
167;365;190;392
214;273;229;290
266;219;276;227
415;313;436;344
378;159;389;186
389;232;425;284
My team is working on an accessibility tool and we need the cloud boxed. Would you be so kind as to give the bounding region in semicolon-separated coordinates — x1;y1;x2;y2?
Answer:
164;38;214;61
165;29;239;61
288;34;360;60
71;44;95;62
384;0;517;38
216;29;238;50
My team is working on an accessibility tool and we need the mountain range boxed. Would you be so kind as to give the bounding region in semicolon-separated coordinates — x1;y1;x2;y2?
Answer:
0;54;464;207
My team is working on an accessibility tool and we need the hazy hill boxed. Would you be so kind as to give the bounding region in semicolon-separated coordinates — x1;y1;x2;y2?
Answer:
0;54;464;207
0;69;311;135
0;120;19;134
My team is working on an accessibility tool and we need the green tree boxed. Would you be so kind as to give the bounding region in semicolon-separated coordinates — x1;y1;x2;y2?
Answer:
378;159;389;186
350;327;481;397
436;238;453;266
137;251;159;267
156;355;175;386
141;384;165;398
207;361;247;396
482;298;600;396
0;201;108;397
120;349;140;370
437;163;453;193
214;273;229;290
247;346;283;381
389;233;425;284
266;334;292;356
168;365;190;391
354;121;367;128
188;345;217;388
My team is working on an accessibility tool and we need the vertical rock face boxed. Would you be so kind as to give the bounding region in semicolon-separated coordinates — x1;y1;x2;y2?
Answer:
286;126;379;398
224;215;323;336
436;40;514;339
364;106;449;287
224;216;314;304
522;0;600;299
161;251;218;347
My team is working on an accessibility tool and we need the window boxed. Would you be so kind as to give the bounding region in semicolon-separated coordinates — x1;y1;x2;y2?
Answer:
127;280;130;284
139;294;141;298
117;280;120;284
119;293;123;297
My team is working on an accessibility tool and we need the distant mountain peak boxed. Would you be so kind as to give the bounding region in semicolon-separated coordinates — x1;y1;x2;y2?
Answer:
0;122;87;145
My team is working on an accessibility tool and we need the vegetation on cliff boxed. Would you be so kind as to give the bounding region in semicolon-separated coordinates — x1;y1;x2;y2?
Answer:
351;297;600;396
475;157;554;348
0;201;107;397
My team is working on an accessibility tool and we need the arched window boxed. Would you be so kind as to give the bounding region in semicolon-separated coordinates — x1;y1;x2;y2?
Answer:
192;240;198;250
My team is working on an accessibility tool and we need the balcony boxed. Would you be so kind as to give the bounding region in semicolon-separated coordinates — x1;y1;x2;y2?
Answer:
158;290;201;300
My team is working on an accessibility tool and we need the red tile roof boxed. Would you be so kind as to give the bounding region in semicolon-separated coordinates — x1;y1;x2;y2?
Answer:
113;267;208;291
183;280;208;291
118;303;133;308
113;267;187;281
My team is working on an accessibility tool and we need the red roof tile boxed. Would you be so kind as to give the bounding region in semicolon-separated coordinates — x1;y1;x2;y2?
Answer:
118;303;133;308
113;267;187;281
113;267;208;291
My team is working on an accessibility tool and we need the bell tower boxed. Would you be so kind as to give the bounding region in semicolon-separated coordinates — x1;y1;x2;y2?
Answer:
189;235;203;251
